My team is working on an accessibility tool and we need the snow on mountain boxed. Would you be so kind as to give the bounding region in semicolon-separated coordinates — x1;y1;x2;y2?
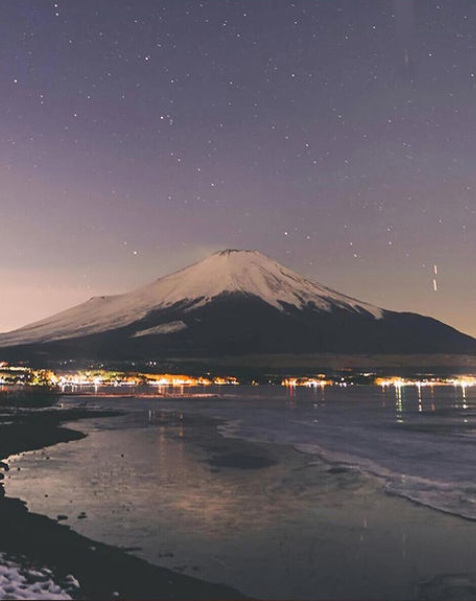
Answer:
0;250;383;347
133;321;188;338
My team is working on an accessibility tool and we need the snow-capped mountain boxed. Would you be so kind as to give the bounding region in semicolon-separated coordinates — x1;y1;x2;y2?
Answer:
1;249;475;361
0;250;383;346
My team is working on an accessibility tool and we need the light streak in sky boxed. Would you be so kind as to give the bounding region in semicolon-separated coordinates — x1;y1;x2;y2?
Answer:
432;264;438;291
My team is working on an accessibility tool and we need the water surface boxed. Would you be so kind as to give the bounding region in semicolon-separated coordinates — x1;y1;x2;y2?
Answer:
6;385;476;600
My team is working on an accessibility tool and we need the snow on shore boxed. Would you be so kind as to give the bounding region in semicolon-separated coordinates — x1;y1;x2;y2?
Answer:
0;553;79;600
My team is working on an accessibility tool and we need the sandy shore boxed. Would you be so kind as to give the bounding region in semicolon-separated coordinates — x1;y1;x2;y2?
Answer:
0;404;245;600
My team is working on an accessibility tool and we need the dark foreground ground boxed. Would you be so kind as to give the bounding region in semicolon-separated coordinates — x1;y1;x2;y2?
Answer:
0;403;245;600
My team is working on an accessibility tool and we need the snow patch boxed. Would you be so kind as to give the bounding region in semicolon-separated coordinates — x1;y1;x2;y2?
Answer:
133;321;187;337
0;553;79;600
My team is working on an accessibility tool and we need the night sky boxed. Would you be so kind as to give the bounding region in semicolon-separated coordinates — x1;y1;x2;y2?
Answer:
1;0;475;338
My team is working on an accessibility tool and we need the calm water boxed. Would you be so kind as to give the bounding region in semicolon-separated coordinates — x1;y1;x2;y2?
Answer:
5;385;476;600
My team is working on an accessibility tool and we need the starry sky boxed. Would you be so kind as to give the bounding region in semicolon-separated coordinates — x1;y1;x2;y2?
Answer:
1;0;475;338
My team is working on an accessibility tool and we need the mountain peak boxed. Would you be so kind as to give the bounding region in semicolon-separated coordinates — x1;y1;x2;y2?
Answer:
211;248;269;262
183;250;384;315
214;249;256;256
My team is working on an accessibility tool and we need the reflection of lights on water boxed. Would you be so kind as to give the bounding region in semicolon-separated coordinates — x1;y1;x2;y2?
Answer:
395;384;404;423
376;376;474;419
377;378;405;423
417;382;423;412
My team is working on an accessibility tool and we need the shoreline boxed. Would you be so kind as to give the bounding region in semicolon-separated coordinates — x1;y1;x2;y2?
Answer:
0;404;245;600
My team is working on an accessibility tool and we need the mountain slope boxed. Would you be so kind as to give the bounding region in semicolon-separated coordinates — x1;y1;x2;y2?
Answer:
1;250;475;361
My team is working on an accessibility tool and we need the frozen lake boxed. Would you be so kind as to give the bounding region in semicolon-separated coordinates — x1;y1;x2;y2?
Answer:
5;385;476;599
